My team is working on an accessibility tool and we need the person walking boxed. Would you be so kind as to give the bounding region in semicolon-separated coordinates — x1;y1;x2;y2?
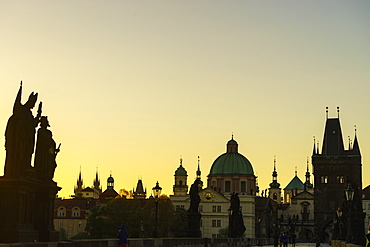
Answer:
315;234;321;247
117;224;129;247
283;232;290;247
291;233;296;247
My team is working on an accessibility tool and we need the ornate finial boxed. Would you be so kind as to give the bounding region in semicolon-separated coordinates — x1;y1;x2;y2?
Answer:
326;107;329;119
274;155;276;170
354;125;357;134
306;157;309;171
20;81;23;86
337;106;340;118
231;132;234;140
110;170;112;176
295;166;297;176
180;156;182;165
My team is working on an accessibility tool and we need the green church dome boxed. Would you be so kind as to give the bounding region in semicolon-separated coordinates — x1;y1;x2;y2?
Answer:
209;137;254;175
210;153;254;175
175;164;187;176
107;175;114;183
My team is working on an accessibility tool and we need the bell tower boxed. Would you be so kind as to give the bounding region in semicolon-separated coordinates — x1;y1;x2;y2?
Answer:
173;158;188;195
268;156;281;203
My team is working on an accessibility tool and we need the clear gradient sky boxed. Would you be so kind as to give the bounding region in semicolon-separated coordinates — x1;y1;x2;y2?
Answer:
1;1;370;198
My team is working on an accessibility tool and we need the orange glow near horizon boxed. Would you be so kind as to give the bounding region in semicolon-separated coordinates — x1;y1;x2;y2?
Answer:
1;1;370;199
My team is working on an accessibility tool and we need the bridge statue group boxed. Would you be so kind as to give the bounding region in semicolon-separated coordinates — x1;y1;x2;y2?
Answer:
0;82;61;243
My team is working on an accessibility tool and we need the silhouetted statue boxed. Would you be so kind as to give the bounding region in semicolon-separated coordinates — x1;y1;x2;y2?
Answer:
1;82;60;243
187;178;202;237
188;178;201;213
4;82;41;177
229;193;246;238
34;116;60;180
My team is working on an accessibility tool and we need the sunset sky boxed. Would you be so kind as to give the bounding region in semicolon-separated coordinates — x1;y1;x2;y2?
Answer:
1;1;370;199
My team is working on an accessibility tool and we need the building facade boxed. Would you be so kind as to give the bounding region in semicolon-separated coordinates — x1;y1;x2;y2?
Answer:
171;137;256;238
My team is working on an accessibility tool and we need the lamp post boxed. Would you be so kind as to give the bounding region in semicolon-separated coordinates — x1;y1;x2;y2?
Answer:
152;181;162;238
345;183;354;243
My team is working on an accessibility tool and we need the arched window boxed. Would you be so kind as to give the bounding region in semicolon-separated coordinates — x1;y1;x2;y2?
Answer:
58;207;66;217
72;207;80;217
273;193;277;200
179;180;183;186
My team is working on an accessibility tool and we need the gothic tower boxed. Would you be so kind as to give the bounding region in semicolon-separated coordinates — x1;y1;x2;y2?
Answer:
74;167;83;193
312;108;364;243
268;156;281;203
173;158;188;196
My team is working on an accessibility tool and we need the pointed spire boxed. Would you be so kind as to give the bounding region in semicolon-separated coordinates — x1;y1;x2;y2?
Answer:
196;156;201;178
317;141;319;154
312;136;316;155
352;125;361;155
270;156;280;189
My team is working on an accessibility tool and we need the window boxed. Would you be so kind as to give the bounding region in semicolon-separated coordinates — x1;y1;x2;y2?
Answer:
336;176;344;183
321;176;328;183
58;207;66;217
212;206;216;212
176;205;185;211
368;203;370;210
72;207;80;217
241;181;246;192
211;220;221;227
225;181;231;192
59;221;63;227
273;193;277;200
212;205;221;212
179;180;183;186
199;205;203;212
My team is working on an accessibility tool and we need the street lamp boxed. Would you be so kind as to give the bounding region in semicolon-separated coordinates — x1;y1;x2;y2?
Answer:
152;181;162;238
345;183;354;243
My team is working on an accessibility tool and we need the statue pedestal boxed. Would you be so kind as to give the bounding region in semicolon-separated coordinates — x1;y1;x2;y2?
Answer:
187;212;202;237
0;176;60;243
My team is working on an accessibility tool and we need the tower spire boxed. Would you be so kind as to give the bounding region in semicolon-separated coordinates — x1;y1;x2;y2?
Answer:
312;136;316;155
196;156;201;179
352;125;361;155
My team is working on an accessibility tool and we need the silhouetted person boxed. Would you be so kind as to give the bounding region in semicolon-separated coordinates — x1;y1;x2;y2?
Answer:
117;224;128;247
34;116;60;180
291;233;296;247
5;82;41;176
315;235;320;247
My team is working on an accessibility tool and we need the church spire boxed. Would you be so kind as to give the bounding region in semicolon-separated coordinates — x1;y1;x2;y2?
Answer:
312;136;316;156
352;126;361;155
269;156;280;189
196;156;201;179
75;166;83;193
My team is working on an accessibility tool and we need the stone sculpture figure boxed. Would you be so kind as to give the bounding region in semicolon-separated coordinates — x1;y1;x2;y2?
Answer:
187;178;202;237
229;192;246;238
188;178;201;212
34;116;60;180
4;82;41;177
